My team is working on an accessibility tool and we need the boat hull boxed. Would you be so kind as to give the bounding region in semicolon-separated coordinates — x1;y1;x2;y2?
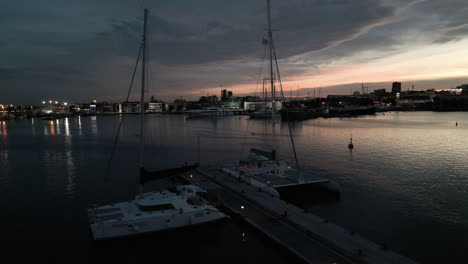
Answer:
280;109;320;121
324;105;376;117
88;209;227;240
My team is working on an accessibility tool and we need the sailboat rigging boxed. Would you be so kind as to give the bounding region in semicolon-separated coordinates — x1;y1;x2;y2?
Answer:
88;9;227;240
222;0;340;199
250;0;280;119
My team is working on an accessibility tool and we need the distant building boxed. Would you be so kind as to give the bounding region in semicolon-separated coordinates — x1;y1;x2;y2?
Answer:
148;102;163;112
221;89;228;101
372;89;386;97
89;103;97;114
219;100;241;109
122;102;142;113
41;104;56;114
396;90;433;110
198;95;218;106
392;82;402;94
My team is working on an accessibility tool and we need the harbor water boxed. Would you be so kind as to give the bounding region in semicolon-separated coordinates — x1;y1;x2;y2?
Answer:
1;112;467;263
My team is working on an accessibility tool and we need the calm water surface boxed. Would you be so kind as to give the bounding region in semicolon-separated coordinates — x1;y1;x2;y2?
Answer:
1;112;467;263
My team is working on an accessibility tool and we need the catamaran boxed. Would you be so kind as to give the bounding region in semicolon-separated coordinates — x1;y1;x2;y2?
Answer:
87;9;227;240
223;0;340;199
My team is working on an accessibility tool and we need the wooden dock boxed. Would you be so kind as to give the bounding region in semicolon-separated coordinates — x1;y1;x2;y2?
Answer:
179;167;418;264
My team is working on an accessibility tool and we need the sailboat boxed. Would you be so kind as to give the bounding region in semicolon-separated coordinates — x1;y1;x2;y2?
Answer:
87;9;227;240
223;0;340;199
249;0;281;119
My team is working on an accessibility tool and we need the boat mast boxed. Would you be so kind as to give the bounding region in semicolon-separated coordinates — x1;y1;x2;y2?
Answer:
267;0;275;116
139;8;148;194
268;6;303;183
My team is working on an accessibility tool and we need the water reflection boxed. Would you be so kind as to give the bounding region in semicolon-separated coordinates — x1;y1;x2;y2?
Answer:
0;149;8;161
91;116;97;136
64;118;70;136
49;121;55;135
56;119;61;135
78;116;82;136
64;151;76;196
31;118;35;136
1;113;467;264
1;121;6;136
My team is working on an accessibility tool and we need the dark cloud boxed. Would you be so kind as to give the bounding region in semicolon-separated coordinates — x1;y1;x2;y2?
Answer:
1;0;468;104
102;0;397;65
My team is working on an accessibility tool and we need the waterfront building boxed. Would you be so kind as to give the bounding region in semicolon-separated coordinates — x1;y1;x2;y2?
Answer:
198;95;218;106
221;89;228;101
122;101;142;113
372;89;386;97
243;100;282;111
397;92;432;110
219;100;241;110
41;104;56;114
392;82;402;94
148;102;164;112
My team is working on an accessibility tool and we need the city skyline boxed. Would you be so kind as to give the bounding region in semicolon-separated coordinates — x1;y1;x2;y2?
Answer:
2;0;468;104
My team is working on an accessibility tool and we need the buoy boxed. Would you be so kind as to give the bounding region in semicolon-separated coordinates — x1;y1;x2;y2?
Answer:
348;137;354;149
456;121;458;126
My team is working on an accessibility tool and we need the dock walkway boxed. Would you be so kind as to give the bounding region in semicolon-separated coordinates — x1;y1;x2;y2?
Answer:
179;167;417;264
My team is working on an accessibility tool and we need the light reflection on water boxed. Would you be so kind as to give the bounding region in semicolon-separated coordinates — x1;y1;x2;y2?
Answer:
1;121;7;136
78;115;82;136
0;112;467;263
64;117;70;136
49;120;55;135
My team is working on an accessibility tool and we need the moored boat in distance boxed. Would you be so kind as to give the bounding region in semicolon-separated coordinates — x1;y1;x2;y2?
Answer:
185;107;234;118
323;104;376;117
249;108;280;119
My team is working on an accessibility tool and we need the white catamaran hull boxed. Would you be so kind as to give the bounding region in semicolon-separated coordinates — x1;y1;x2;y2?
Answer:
88;208;226;240
88;185;228;240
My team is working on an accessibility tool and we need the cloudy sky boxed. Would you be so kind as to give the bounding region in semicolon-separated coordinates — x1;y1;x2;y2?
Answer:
2;0;468;104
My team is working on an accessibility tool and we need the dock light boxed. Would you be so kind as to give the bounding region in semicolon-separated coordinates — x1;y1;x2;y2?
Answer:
190;174;193;178
240;205;244;209
49;100;52;104
55;101;58;104
42;101;46;104
93;100;97;103
64;102;68;106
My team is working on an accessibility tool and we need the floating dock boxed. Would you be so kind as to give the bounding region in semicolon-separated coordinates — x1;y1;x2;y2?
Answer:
179;167;418;264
